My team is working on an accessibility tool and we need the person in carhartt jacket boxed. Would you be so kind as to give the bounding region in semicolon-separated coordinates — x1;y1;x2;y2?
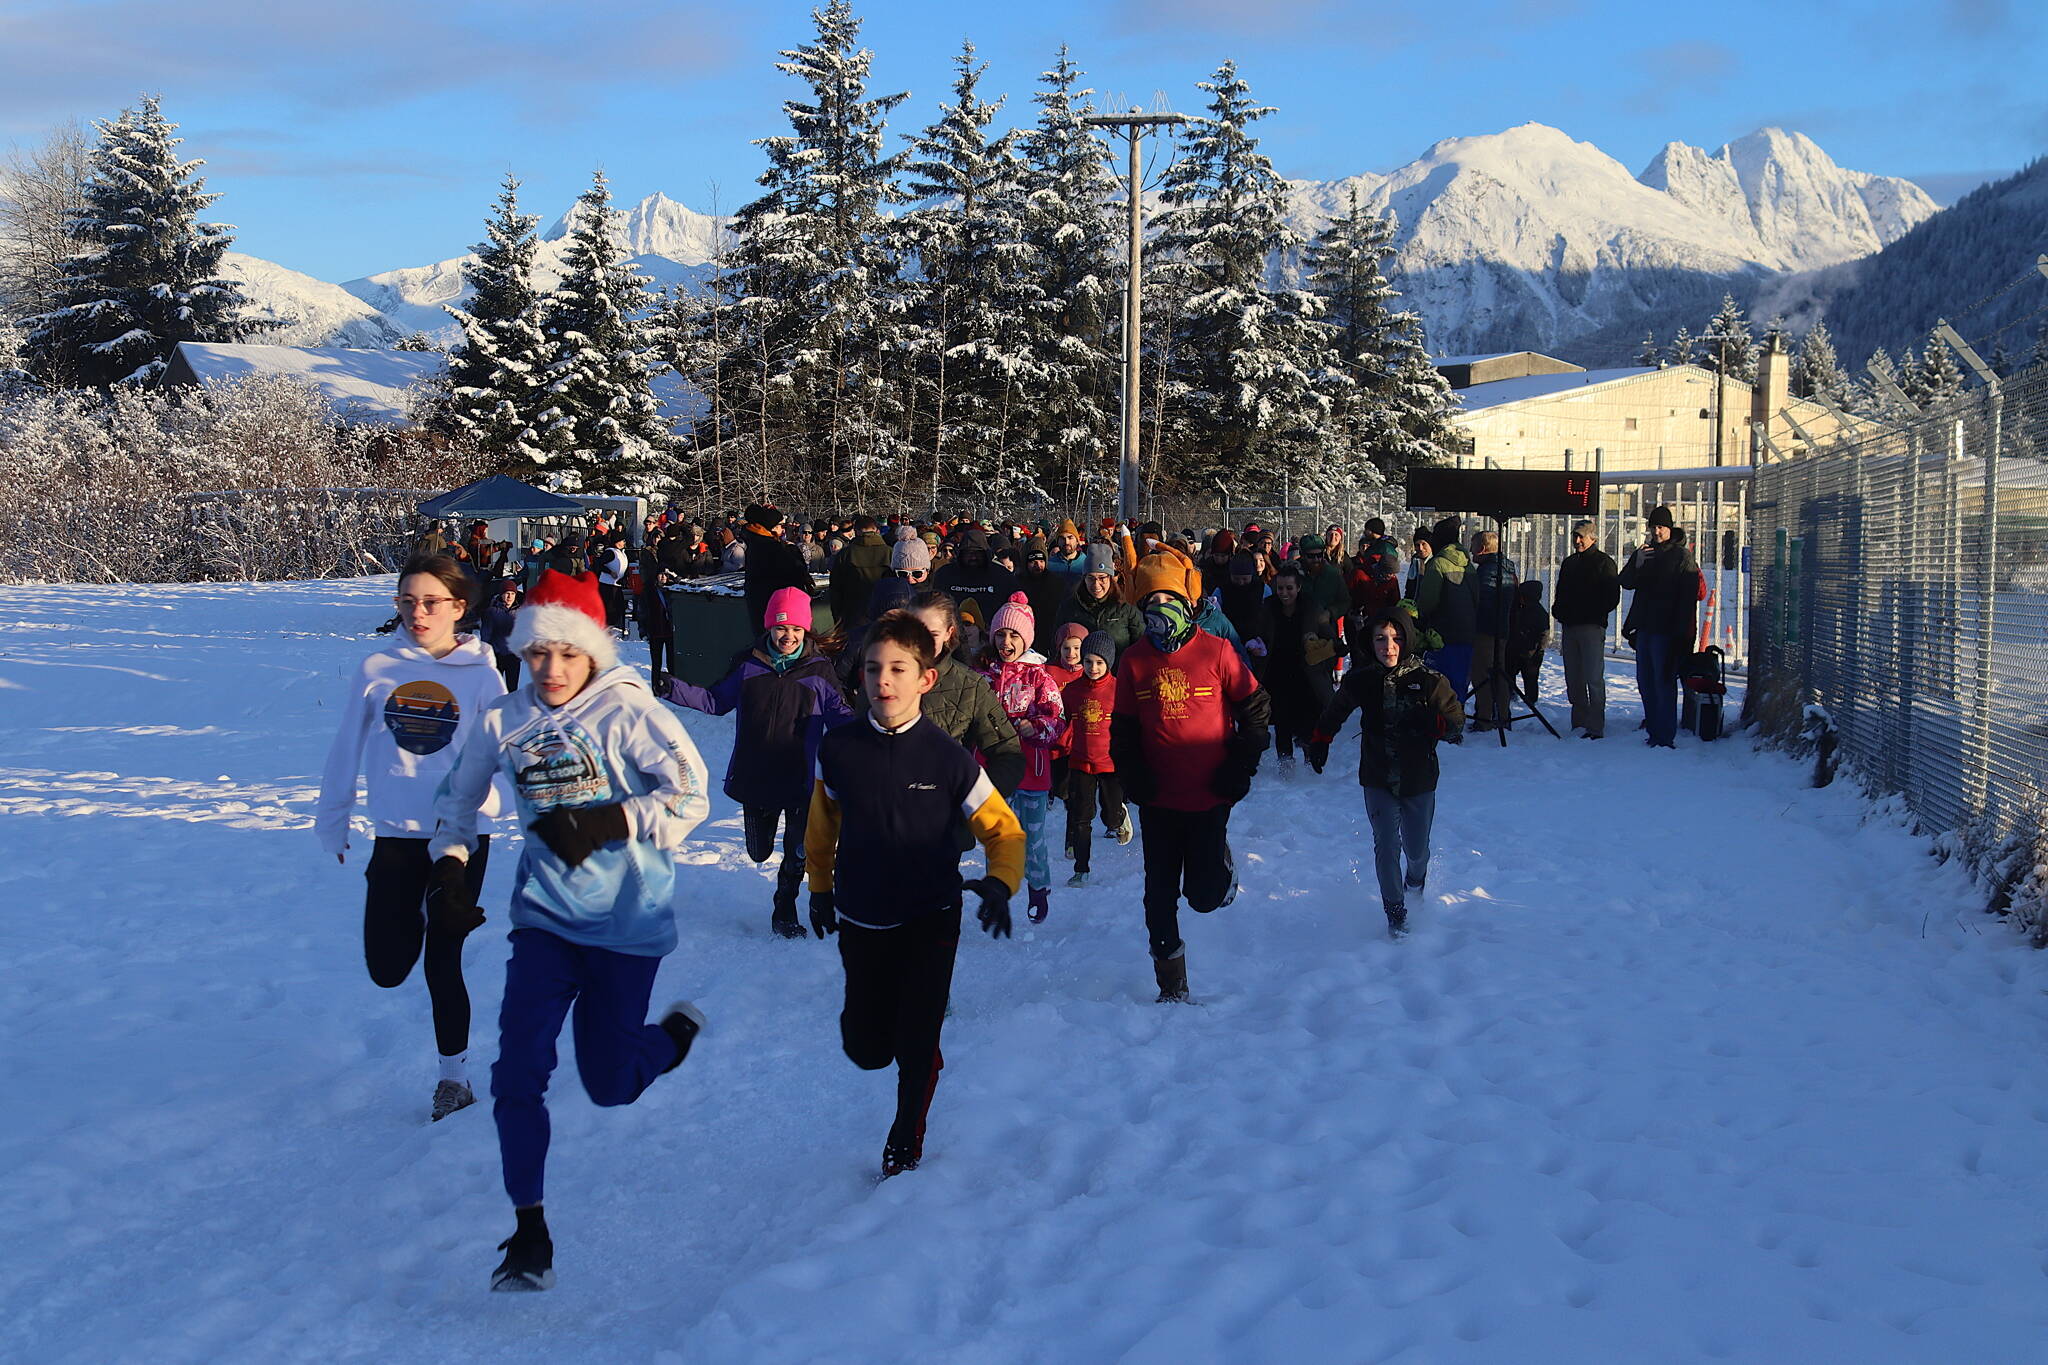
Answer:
660;586;853;937
1618;505;1701;748
1306;612;1463;939
1551;519;1620;738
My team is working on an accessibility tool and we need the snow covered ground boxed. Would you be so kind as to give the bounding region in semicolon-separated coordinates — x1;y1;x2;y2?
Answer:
4;577;2046;1364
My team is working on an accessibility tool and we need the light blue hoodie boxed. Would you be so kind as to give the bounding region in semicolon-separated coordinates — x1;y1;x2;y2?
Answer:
432;664;710;956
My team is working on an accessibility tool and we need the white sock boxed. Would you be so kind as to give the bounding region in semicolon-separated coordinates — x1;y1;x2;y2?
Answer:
438;1052;468;1085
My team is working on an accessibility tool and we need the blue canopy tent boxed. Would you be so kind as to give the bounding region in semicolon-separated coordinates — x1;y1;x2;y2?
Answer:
416;475;587;522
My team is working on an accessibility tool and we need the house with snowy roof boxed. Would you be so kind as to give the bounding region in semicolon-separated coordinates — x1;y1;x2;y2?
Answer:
1436;342;1862;471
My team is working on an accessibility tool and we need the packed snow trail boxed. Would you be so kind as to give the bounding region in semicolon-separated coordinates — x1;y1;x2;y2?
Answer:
3;578;2046;1364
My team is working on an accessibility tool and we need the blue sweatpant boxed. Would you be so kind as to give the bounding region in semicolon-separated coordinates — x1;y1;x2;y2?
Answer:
492;927;679;1208
1635;632;1679;746
1427;643;1474;701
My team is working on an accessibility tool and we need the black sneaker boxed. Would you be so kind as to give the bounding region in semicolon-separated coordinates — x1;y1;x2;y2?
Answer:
659;1000;705;1072
491;1224;555;1292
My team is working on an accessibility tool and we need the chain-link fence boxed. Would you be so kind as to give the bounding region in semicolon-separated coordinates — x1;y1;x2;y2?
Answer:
1748;360;2048;929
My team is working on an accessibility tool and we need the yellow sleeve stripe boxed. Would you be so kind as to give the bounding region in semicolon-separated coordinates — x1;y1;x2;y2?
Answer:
804;778;841;893
967;789;1026;896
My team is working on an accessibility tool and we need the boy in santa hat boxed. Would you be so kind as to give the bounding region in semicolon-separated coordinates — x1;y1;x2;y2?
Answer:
976;592;1066;923
429;569;713;1293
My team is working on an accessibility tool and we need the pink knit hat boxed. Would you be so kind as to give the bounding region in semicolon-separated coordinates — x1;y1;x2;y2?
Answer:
989;591;1034;644
763;586;813;632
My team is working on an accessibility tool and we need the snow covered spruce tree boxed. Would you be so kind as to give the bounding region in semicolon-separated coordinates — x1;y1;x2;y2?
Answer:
441;174;552;477
534;170;669;495
712;0;909;504
1911;328;1966;407
24;96;265;390
1303;190;1457;482
1152;62;1329;494
1017;48;1120;512
1699;293;1757;383
900;42;1045;510
1790;318;1851;405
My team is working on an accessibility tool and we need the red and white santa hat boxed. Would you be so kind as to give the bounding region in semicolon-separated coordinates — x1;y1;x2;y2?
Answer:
510;569;618;670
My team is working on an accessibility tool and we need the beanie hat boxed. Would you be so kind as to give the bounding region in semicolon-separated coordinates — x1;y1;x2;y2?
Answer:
958;597;986;629
1132;548;1200;605
920;531;941;552
744;502;784;530
1648;504;1676;529
1024;535;1048;559
1057;519;1081;540
895;523;919;542
1083;543;1116;574
1056;620;1089;647
1431;515;1463;548
1081;629;1117;669
764;586;813;632
989;591;1035;643
892;537;932;572
1229;550;1257;576
1296;531;1327;554
866;574;915;620
1210;529;1238;557
510;570;618;670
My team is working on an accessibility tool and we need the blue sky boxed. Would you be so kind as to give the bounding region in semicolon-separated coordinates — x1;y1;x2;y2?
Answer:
2;0;2040;282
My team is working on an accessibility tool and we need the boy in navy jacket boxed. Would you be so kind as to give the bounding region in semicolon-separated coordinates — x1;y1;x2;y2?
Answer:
806;611;1025;1178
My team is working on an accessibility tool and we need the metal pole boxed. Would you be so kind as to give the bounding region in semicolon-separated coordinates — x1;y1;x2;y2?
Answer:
1122;126;1142;525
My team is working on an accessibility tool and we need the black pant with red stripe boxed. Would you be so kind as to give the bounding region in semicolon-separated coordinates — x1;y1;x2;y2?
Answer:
837;902;961;1157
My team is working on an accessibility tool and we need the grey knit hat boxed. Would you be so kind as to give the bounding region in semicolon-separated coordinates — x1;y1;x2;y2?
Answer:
892;537;932;572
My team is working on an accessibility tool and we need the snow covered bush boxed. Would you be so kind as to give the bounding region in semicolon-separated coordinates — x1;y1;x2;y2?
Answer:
0;375;487;583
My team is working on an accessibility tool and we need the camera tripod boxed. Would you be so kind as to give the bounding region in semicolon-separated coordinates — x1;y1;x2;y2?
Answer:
1473;513;1561;748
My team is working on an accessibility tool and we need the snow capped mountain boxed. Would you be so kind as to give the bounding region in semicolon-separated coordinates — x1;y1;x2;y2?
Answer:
1642;128;1937;271
218;252;404;348
336;194;727;344
1284;123;1938;358
225;125;1936;362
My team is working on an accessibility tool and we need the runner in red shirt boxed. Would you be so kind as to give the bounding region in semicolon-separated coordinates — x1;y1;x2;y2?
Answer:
1110;550;1271;1002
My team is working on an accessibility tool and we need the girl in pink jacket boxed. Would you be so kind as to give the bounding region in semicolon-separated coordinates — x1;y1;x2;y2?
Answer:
980;593;1067;923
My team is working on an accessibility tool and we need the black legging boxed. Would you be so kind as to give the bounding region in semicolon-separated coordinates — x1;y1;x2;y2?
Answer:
363;836;490;1057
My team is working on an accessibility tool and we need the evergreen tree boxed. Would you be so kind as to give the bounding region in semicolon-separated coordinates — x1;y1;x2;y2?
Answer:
1790;318;1850;405
1154;61;1330;494
24;96;265;389
1016;47;1119;509
1897;346;1927;407
900;43;1044;508
1303;190;1454;480
535;170;669;494
1700;293;1757;382
441;174;552;475
1916;329;1965;405
1635;331;1661;367
1669;326;1698;367
715;0;909;502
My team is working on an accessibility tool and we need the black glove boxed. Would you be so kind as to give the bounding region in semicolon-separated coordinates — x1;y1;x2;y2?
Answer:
528;803;630;869
426;855;484;934
972;877;1013;939
1120;769;1157;809
810;889;839;939
1305;739;1329;774
1214;761;1254;804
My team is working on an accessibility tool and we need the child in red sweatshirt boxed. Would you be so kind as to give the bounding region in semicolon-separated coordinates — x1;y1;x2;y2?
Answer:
1060;630;1129;887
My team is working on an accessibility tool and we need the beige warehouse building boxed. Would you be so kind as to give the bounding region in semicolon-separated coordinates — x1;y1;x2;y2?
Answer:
1438;340;1856;471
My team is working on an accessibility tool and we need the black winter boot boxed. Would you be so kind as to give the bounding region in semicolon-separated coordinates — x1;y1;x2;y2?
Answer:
491;1207;555;1292
1153;946;1189;1004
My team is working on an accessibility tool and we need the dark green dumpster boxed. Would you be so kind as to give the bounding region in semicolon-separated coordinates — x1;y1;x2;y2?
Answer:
664;573;835;686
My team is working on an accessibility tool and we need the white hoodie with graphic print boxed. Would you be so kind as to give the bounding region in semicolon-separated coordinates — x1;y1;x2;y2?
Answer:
316;636;509;857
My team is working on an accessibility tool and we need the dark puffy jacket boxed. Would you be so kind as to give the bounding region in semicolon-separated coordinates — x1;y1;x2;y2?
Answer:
858;653;1024;799
478;600;517;659
830;530;892;626
1552;547;1620;627
1312;614;1464;797
1416;544;1477;646
1015;567;1068;653
1619;532;1702;639
662;641;852;809
1057;581;1144;651
1469;551;1520;634
741;524;812;629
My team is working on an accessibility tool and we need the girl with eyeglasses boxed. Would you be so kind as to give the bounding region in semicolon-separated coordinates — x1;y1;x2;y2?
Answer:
316;554;510;1123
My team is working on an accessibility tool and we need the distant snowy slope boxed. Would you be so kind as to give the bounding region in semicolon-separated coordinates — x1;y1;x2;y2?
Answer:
220;252;404;348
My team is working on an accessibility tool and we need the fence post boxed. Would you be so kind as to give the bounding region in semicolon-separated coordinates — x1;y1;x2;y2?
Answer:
1965;389;2002;823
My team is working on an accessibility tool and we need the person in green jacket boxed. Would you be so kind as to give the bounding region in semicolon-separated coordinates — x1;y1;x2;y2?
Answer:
1291;531;1353;623
1415;516;1477;700
1056;544;1144;652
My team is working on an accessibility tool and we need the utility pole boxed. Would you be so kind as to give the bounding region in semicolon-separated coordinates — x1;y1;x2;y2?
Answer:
1081;109;1185;524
